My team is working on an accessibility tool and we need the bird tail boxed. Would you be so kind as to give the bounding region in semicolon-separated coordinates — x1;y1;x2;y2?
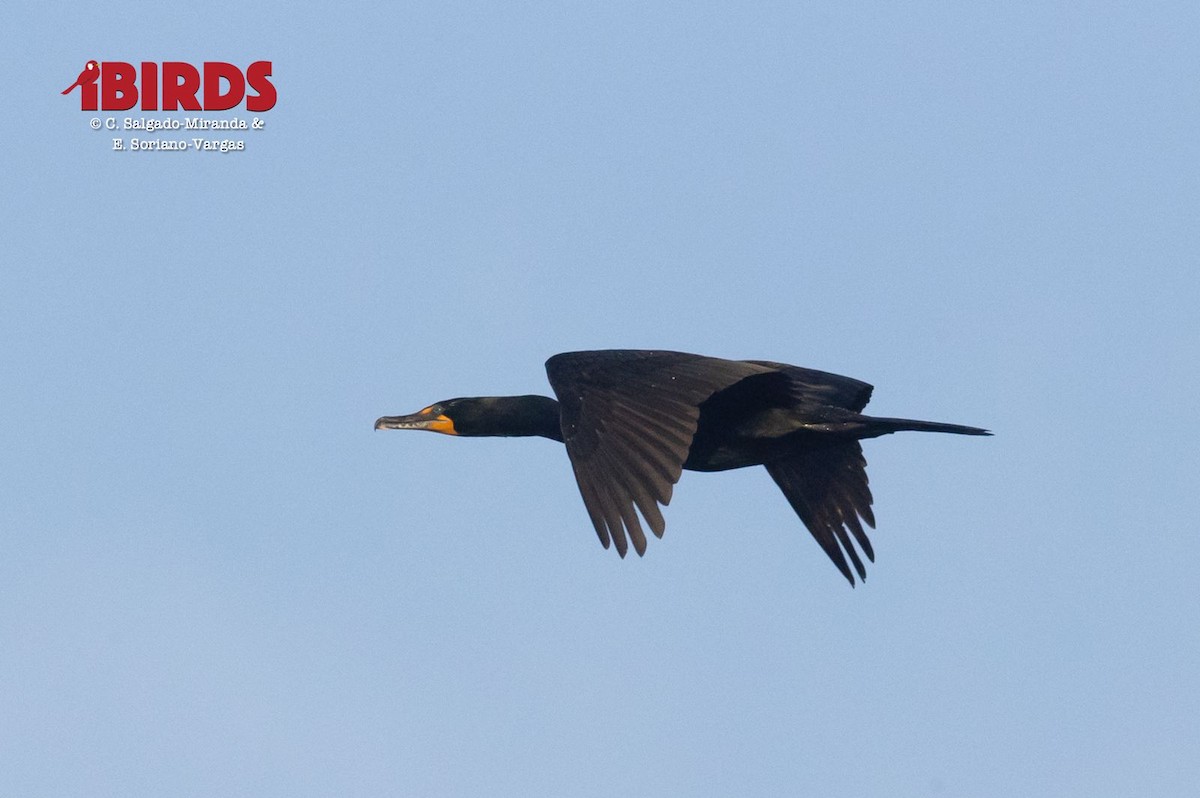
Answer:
61;83;78;95
861;416;991;437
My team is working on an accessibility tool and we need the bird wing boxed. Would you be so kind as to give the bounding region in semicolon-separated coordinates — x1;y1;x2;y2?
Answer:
764;441;876;585
744;361;874;412
545;350;769;557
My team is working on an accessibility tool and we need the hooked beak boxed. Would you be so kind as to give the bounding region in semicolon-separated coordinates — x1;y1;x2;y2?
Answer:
374;410;457;434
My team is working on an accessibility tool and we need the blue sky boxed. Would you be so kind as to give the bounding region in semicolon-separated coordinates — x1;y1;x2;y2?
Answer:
3;2;1197;796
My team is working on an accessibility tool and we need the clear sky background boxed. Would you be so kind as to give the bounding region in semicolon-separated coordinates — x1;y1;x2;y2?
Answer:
3;3;1197;796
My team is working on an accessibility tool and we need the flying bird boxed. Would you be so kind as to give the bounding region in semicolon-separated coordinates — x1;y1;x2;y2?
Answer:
375;350;989;585
62;60;99;95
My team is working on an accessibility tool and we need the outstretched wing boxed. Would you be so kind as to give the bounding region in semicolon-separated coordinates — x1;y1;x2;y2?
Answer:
545;350;768;557
745;361;874;412
764;441;877;585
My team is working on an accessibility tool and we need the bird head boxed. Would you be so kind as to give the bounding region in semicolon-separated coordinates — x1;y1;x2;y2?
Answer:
375;395;562;439
375;399;463;435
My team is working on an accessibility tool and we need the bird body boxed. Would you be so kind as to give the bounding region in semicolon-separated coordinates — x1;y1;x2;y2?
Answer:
376;349;989;585
62;60;99;95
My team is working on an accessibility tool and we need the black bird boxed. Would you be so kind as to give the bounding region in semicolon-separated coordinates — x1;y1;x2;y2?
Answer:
375;350;989;585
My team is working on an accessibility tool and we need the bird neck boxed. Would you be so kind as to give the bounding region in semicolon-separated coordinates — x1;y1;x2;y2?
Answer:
465;395;564;441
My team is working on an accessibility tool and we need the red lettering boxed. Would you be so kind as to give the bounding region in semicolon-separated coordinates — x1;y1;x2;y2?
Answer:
161;62;202;111
203;61;245;111
81;81;98;112
101;61;138;111
78;60;276;111
140;62;158;111
245;61;276;112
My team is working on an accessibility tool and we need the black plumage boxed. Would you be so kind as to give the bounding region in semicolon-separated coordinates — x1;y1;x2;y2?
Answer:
375;349;989;585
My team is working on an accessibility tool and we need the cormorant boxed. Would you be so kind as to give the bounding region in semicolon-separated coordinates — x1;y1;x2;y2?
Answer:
375;350;989;585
